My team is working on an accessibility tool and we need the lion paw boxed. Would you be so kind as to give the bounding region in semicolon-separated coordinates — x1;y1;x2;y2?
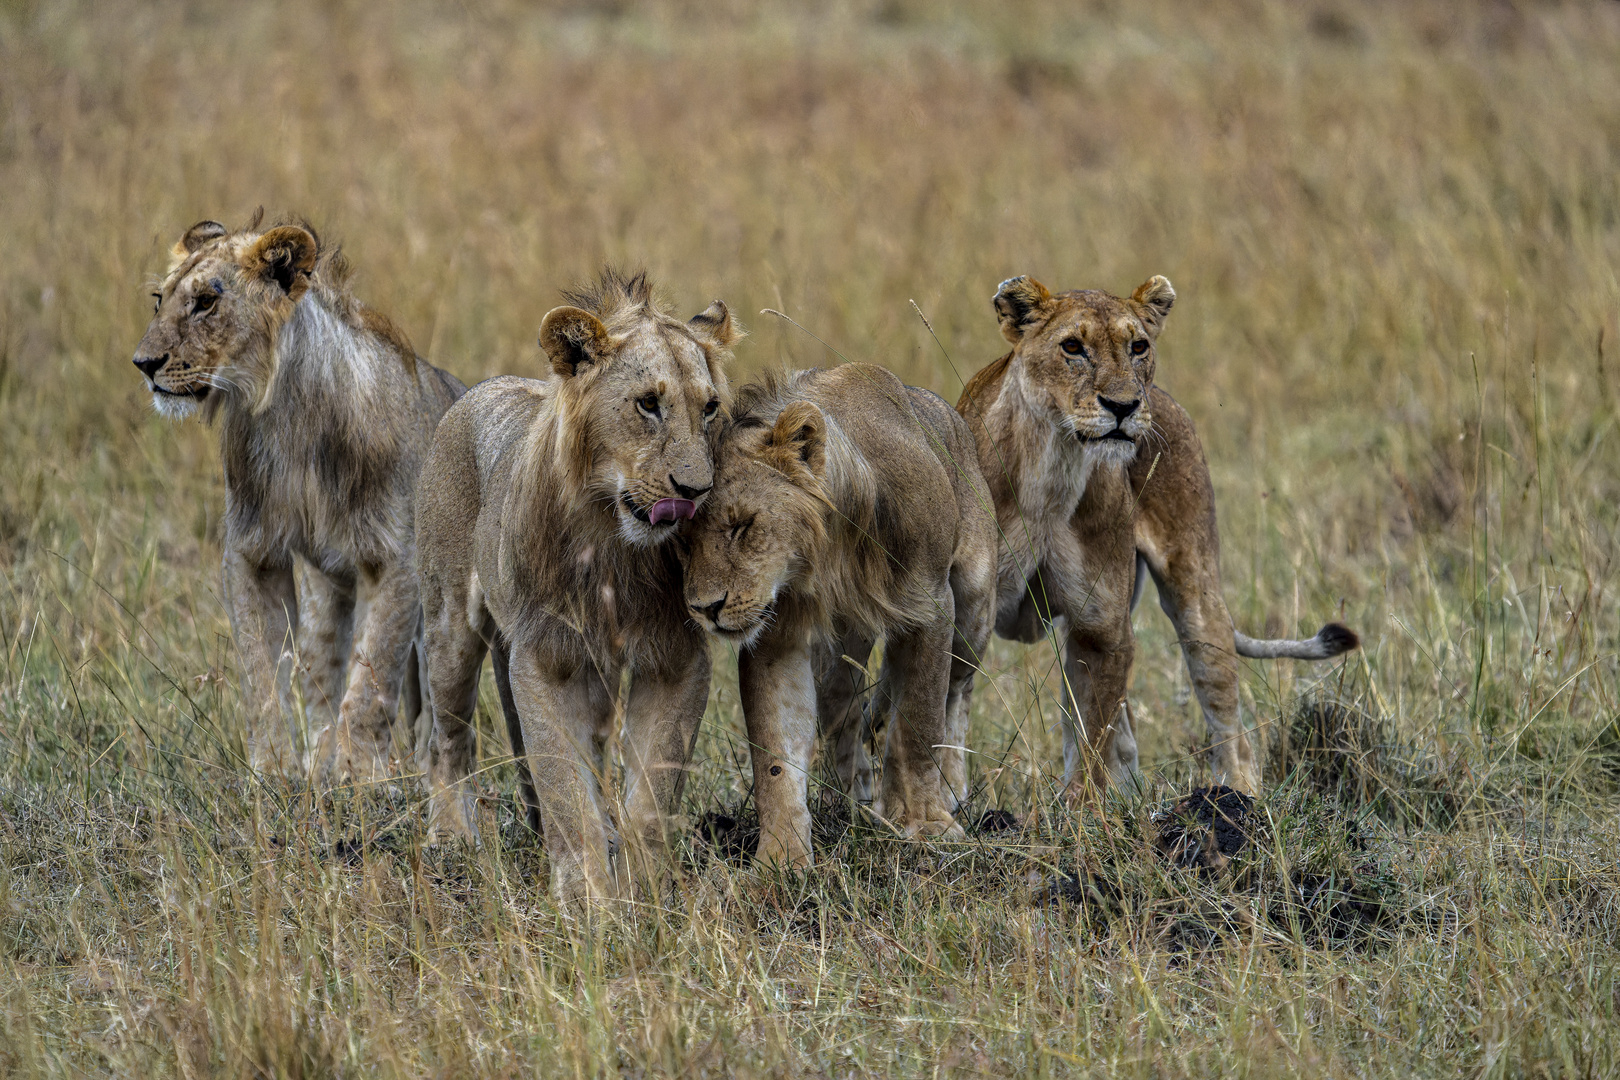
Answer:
871;796;964;843
426;788;482;847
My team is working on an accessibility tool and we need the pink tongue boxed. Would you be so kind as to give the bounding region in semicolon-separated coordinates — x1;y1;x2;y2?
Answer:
649;498;697;525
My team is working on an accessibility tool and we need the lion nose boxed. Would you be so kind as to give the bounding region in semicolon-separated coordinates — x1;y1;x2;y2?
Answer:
1098;395;1140;421
693;594;727;625
133;354;169;380
671;475;712;501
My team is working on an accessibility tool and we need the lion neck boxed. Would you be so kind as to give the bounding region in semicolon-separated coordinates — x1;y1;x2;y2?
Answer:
984;359;1116;530
773;403;937;641
497;402;685;659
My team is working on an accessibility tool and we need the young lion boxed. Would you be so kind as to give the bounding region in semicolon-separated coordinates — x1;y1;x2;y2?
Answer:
131;213;466;779
957;274;1357;801
416;270;737;904
683;364;996;868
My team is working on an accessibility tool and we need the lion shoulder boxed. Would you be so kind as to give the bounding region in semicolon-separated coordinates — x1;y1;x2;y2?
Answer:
955;351;1013;420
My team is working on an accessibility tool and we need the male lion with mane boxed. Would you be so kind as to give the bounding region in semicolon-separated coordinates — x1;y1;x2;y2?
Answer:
416;269;737;904
684;364;995;867
958;274;1357;801
131;211;466;779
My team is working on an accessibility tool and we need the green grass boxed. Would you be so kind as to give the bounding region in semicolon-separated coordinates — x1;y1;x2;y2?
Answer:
3;0;1620;1074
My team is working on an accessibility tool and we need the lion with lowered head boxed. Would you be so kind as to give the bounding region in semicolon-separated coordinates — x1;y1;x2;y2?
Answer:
131;212;466;779
683;364;996;868
957;274;1357;801
416;269;737;904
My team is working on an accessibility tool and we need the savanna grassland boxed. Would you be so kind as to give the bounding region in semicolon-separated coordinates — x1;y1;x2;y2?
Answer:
3;0;1620;1075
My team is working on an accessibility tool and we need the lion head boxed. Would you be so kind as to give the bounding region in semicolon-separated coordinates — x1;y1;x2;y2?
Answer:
683;399;831;648
536;269;739;549
133;213;323;419
991;274;1175;465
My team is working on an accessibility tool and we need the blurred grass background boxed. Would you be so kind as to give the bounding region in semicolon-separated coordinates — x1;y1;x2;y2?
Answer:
2;0;1619;1075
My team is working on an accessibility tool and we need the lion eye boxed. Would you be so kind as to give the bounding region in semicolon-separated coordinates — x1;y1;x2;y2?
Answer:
1131;339;1149;356
637;393;662;418
191;292;217;315
1060;338;1088;359
151;292;162;313
703;398;720;420
730;516;754;542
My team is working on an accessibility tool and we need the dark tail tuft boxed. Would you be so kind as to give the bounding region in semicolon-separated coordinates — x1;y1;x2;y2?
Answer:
1316;622;1360;655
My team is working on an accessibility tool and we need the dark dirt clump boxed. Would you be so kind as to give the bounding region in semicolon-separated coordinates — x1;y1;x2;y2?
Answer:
694;810;759;866
975;809;1021;834
1153;785;1254;872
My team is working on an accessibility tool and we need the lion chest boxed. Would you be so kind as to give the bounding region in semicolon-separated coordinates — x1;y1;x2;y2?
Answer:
221;417;405;569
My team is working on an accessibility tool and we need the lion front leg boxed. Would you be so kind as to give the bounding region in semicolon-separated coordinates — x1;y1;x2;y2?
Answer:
873;598;966;843
333;560;419;784
508;643;621;906
294;562;355;774
222;547;301;778
740;628;818;870
620;641;709;892
1059;620;1139;805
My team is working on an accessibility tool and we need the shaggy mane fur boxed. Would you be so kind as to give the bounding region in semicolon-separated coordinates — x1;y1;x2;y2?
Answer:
730;368;940;640
559;266;656;322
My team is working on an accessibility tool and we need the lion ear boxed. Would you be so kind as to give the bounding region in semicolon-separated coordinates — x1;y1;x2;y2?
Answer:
992;275;1055;345
689;300;742;348
766;401;827;480
241;226;318;301
1130;275;1176;339
172;220;228;260
538;305;611;378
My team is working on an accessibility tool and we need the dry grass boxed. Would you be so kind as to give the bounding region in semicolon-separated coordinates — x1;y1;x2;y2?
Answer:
3;0;1620;1074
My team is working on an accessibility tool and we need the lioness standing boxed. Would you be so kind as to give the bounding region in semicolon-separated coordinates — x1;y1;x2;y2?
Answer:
683;365;996;868
416;270;737;904
132;213;466;779
958;275;1356;801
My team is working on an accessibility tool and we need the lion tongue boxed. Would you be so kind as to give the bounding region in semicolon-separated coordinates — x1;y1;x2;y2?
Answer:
649;498;697;525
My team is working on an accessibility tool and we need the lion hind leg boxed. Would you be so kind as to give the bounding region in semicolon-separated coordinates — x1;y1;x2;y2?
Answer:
335;562;420;784
423;606;489;846
873;601;965;842
491;639;541;837
1142;553;1260;795
942;544;995;815
815;631;876;805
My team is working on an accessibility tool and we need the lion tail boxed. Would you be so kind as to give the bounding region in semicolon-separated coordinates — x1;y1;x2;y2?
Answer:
1234;623;1360;661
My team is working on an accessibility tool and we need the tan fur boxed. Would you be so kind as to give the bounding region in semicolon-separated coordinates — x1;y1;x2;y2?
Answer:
959;275;1356;802
684;365;995;867
416;269;737;905
131;214;466;780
